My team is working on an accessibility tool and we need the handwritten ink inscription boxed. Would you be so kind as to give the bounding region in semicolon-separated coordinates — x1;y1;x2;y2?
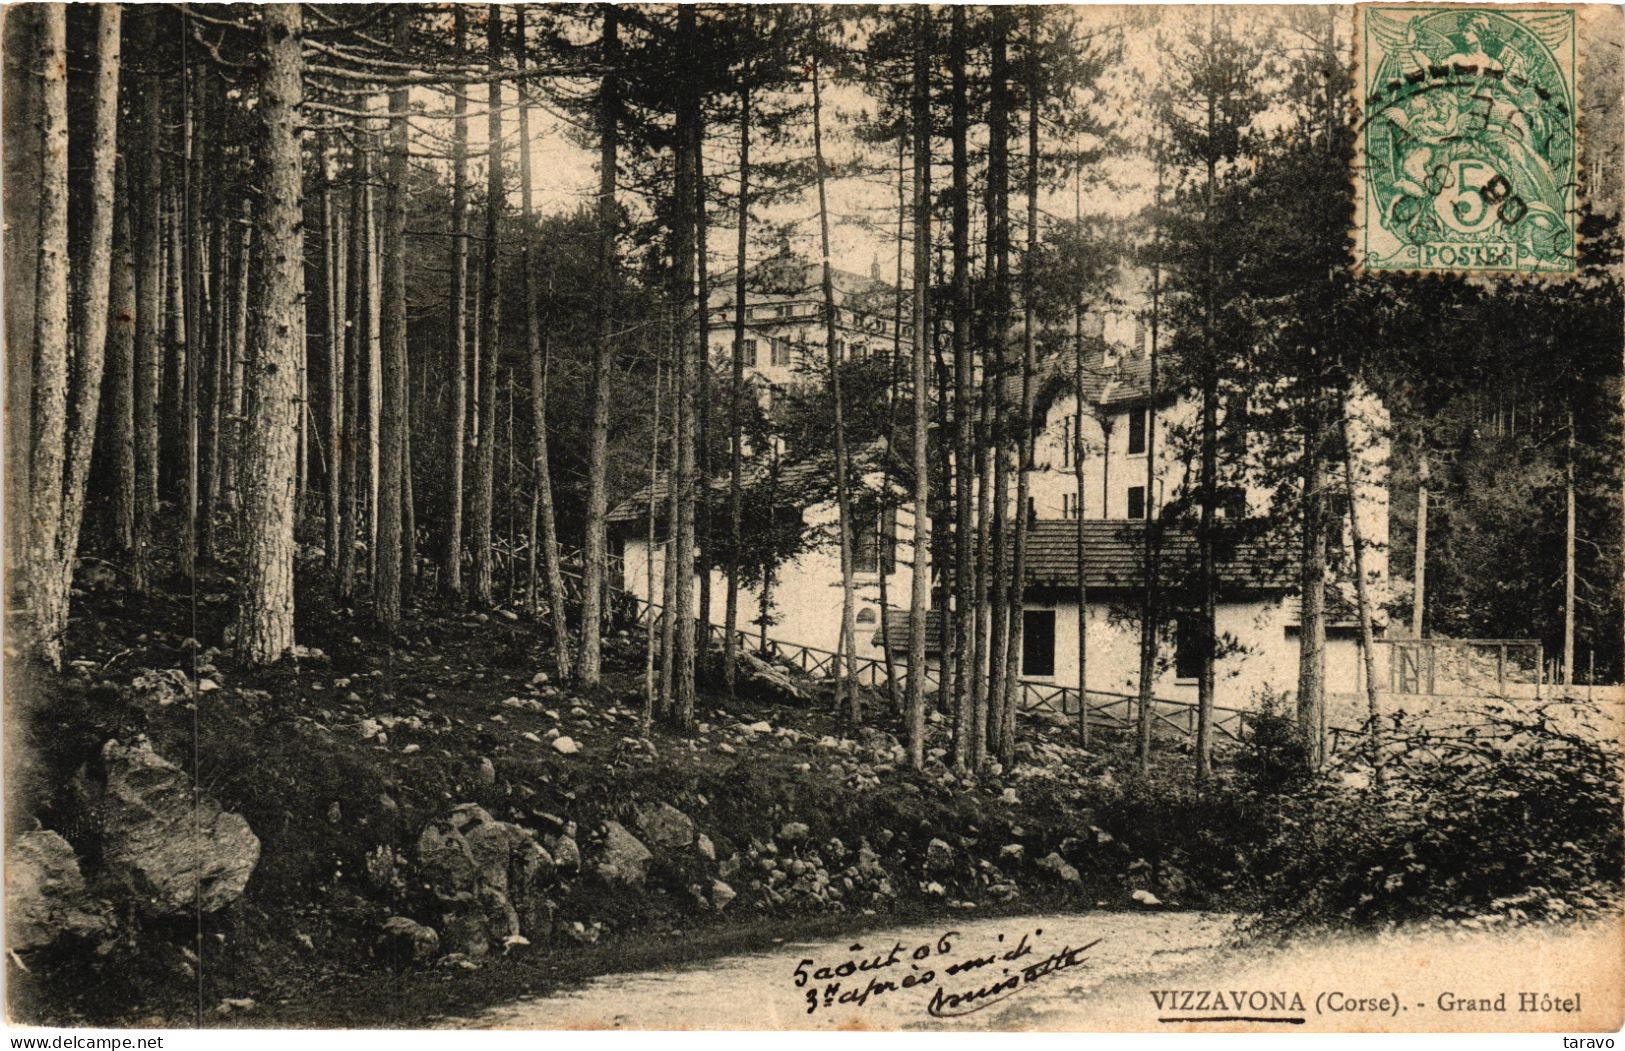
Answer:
790;927;1102;1018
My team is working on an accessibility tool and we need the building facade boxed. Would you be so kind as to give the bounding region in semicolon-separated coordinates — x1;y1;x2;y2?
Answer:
609;264;1392;714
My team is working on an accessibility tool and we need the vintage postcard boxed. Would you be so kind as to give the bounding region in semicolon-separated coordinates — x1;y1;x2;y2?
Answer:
3;1;1622;1038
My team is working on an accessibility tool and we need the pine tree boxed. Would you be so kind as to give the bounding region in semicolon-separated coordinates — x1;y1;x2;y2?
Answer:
236;2;305;664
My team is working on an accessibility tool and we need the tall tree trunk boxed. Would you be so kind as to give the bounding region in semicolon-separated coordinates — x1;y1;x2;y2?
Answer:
179;64;202;582
1564;408;1576;689
1297;403;1328;765
724;75;751;694
877;130;905;717
1196;114;1219;782
108;159;137;554
162;186;185;505
202;114;228;562
131;25;161;594
580;3;618;684
1411;451;1427;636
1340;396;1382;781
1136;161;1164;776
906;5;933;771
660;315;680;716
224;198;251;521
375;7;409;629
516;4;573;677
365;172;381;583
1001;7;1040;765
442;5;470;598
236;2;304;665
338;146;365;602
471;4;503;607
322;149;343;574
645;361;663;731
29;4;119;664
812;56;860;728
976;9;1011;770
949;6;973;772
670;6;700;727
24;3;69;663
3;4;41;599
694;112;713;649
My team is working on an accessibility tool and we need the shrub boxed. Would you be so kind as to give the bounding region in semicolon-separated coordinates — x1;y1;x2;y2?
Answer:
1241;697;1623;927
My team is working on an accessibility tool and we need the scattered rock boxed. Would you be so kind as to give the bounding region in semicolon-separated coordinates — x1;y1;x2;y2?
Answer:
711;879;737;911
551;737;579;756
377;916;440;968
1037;852;1081;884
999;843;1025;862
477;757;497;785
777;821;810;844
925;838;955;873
634;802;695;850
545;834;581;875
596;822;652;886
124;668;190;708
1132;889;1162;907
696;833;716;862
7;830;112;951
96;739;260;916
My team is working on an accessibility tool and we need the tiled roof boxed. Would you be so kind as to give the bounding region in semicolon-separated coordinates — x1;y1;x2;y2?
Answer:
870;518;1297;651
1019;519;1294;592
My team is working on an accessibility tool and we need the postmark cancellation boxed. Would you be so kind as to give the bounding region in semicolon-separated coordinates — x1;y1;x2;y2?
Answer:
1356;5;1579;275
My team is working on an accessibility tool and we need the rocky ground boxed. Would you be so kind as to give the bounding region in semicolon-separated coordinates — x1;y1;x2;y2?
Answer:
6;559;1211;1028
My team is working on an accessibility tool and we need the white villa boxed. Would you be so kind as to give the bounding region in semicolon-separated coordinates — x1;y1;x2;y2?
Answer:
608;263;1392;713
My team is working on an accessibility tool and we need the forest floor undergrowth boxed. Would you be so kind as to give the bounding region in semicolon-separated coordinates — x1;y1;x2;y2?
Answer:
6;551;1218;1028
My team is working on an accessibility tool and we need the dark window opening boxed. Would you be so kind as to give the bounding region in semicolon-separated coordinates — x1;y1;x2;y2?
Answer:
1127;485;1146;520
1175;616;1203;680
1127;406;1148;455
1021;610;1056;677
741;339;757;367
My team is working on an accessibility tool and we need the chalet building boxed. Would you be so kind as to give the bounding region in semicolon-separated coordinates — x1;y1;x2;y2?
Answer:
609;263;1391;712
705;253;911;392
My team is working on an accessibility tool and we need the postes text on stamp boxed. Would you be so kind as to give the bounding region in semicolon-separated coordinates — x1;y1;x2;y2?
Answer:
1357;6;1577;275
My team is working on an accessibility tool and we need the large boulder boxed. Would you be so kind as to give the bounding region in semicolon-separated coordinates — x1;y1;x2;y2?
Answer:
634;802;695;851
738;651;810;705
7;830;112;951
415;805;556;956
596;821;652;885
97;739;260;916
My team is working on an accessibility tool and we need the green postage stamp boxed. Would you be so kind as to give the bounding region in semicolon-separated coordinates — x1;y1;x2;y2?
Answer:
1357;5;1578;275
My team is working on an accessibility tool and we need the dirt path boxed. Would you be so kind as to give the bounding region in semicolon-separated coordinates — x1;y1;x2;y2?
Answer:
464;911;1625;1032
466;910;1237;1030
